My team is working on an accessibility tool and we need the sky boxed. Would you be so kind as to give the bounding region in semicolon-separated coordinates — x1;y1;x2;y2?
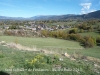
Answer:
0;0;100;18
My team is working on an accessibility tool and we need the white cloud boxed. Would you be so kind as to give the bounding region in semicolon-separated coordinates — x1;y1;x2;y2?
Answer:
80;3;92;10
80;2;93;14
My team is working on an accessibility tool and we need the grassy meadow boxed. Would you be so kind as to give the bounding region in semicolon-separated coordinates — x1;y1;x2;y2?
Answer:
0;35;100;75
0;36;100;58
0;44;100;75
0;36;83;48
79;32;99;38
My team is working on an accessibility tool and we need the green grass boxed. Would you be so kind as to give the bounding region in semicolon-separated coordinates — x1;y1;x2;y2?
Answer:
0;45;99;75
0;36;83;49
67;46;100;59
81;46;100;58
0;36;100;75
79;32;99;38
0;36;100;58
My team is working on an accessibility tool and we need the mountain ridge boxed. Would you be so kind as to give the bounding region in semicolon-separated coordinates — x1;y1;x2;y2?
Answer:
0;10;100;20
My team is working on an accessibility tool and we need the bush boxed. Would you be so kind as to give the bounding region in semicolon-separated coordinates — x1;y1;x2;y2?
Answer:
4;30;12;35
96;36;100;46
96;36;100;43
9;25;17;29
69;28;78;34
67;34;84;42
67;34;78;40
41;30;49;37
40;30;95;48
24;55;59;69
80;29;84;33
83;36;95;48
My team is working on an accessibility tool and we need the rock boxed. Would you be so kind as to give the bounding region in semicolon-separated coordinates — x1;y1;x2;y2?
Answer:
64;52;70;58
59;58;63;61
0;41;6;45
94;64;98;67
94;64;100;68
70;58;76;61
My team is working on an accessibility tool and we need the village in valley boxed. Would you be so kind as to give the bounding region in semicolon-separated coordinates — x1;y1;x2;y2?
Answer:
3;21;71;31
0;20;72;37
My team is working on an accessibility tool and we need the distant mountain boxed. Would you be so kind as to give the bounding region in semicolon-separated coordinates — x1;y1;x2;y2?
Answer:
30;15;55;20
31;10;100;20
82;10;100;19
0;10;100;20
30;14;77;20
0;16;26;20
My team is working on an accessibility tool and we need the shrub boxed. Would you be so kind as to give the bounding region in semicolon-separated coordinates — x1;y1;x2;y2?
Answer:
24;55;59;69
96;36;100;43
62;33;68;40
92;37;96;45
69;28;78;34
80;29;84;33
4;30;12;35
67;34;78;40
9;25;17;29
67;34;83;42
83;36;95;48
41;30;49;37
96;36;100;46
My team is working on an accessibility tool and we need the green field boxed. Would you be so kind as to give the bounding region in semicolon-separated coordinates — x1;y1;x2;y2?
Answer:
0;36;100;75
0;36;100;58
0;36;83;48
0;45;100;75
79;32;99;38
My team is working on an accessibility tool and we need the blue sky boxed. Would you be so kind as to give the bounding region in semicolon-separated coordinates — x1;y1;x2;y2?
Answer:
0;0;100;17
